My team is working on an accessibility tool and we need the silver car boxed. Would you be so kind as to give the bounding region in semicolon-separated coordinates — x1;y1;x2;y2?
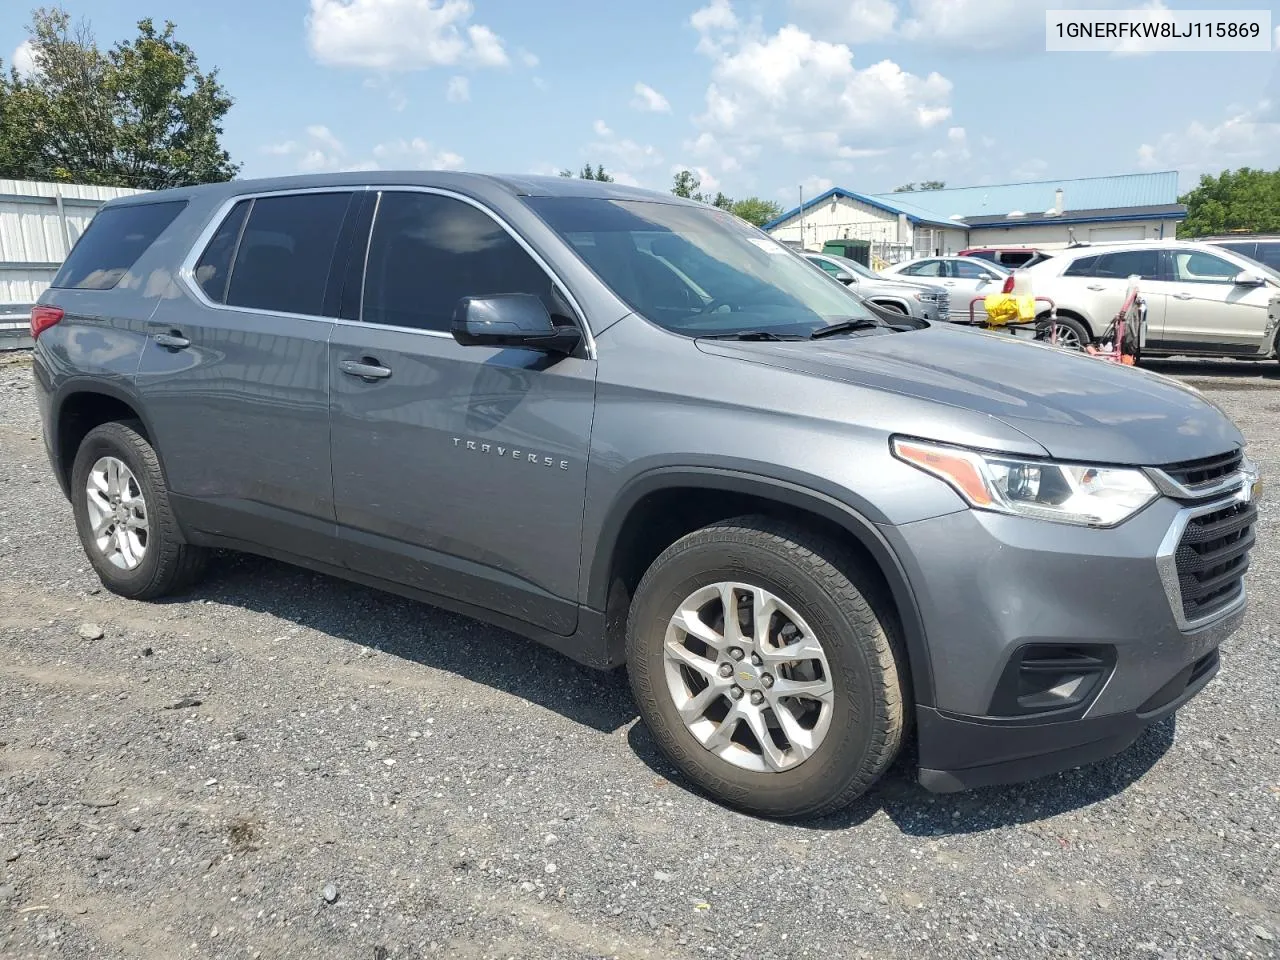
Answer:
882;256;1009;320
804;252;949;322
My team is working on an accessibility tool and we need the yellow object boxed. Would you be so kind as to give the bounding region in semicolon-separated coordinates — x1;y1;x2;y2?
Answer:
982;293;1036;325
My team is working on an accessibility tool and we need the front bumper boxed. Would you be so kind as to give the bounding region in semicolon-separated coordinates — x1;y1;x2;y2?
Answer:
881;488;1251;792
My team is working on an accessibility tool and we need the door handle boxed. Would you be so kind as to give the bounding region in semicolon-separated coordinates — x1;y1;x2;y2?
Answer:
1174;292;1194;300
1086;284;1106;291
340;358;392;381
153;332;190;349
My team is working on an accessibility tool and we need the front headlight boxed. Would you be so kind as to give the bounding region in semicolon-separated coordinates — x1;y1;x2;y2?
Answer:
912;292;925;302
892;438;1159;527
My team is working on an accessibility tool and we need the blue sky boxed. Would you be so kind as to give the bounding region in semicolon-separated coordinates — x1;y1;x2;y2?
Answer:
6;0;1280;203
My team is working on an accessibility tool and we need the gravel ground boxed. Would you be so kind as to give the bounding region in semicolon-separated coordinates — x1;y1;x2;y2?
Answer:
0;352;1276;960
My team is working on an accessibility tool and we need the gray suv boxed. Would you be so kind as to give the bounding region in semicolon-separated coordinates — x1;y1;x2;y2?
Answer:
803;252;950;322
31;173;1260;819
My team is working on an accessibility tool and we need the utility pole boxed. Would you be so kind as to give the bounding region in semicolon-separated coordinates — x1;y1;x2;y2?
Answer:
798;185;806;251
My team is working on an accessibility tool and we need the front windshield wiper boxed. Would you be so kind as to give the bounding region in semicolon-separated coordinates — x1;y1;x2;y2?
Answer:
808;317;883;339
699;330;807;341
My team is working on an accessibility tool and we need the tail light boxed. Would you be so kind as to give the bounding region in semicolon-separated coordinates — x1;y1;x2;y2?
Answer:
30;305;64;340
1001;275;1016;294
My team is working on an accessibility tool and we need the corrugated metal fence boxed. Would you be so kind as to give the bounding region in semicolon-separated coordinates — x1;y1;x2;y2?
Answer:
0;179;147;348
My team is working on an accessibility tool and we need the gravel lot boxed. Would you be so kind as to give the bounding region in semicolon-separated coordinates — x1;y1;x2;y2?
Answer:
0;352;1276;960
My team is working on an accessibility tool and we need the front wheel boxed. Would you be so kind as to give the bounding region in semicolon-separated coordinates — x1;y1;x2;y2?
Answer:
626;517;906;819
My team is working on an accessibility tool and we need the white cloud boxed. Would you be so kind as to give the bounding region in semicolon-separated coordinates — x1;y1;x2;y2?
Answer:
776;174;835;202
372;137;465;169
631;82;671;113
788;0;898;43
446;75;470;102
11;40;36;78
898;0;1049;50
306;0;509;70
264;126;464;172
1110;0;1170;57
689;4;952;167
671;164;724;195
1138;102;1280;180
589;119;663;172
518;48;539;67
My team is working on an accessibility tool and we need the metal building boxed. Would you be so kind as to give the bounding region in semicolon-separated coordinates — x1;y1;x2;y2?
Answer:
1;179;147;345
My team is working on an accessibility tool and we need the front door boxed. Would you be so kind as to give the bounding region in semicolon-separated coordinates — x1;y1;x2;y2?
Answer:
1150;247;1274;353
329;189;596;635
136;189;360;562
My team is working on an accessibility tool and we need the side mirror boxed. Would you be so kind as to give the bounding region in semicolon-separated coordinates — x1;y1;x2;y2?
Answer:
1233;270;1266;286
835;272;855;284
451;294;581;353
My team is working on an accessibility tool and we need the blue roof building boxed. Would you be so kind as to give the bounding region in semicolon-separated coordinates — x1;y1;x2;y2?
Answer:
763;171;1187;262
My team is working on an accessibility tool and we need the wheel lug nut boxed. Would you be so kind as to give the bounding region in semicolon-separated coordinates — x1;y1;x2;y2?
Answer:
730;685;743;700
761;674;774;688
749;690;764;705
718;663;733;678
750;653;762;666
729;648;744;661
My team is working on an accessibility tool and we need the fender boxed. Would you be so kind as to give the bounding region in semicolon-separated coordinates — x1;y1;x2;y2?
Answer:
866;295;913;315
49;376;163;496
587;466;936;706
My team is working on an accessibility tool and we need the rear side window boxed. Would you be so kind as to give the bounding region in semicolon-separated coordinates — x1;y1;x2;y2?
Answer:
1063;255;1099;277
1094;250;1161;280
52;200;186;290
361;191;557;332
1253;243;1280;270
224;192;353;316
193;200;250;303
1214;241;1256;260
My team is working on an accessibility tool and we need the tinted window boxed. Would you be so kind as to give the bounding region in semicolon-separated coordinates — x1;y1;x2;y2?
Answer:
52;200;186;290
903;260;941;277
1094;250;1161;280
952;259;996;279
362;192;557;332
810;258;842;276
1246;242;1280;270
965;251;998;263
1214;241;1257;260
998;251;1035;267
193;200;250;303
225;192;353;315
1063;255;1099;277
1173;250;1239;283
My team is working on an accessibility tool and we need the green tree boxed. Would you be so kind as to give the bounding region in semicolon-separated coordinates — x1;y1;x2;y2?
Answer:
730;196;783;227
1;7;238;187
893;180;945;192
671;168;702;200
1179;167;1280;237
558;163;614;181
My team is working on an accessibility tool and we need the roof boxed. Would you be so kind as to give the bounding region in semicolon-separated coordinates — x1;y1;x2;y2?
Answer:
763;171;1185;232
962;203;1187;228
762;186;960;232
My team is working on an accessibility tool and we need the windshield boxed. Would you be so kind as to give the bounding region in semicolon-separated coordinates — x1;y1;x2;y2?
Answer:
524;197;878;337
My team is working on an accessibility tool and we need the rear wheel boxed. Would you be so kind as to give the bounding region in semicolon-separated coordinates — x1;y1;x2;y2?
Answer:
71;420;208;600
626;517;906;819
1037;313;1090;351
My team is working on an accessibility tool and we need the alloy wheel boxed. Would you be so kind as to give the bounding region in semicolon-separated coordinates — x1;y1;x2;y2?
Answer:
84;456;149;570
662;581;835;773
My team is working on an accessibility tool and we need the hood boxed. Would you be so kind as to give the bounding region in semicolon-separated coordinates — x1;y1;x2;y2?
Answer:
696;324;1243;466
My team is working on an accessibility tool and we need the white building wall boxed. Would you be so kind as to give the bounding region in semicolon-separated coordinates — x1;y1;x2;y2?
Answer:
966;218;1180;250
0;179;147;306
767;196;909;252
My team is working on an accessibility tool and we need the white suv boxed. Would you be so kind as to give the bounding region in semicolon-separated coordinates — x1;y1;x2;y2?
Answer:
1021;240;1280;358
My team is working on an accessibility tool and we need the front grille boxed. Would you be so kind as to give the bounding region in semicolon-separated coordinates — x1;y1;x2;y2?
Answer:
1175;501;1256;621
922;291;949;320
1161;450;1243;489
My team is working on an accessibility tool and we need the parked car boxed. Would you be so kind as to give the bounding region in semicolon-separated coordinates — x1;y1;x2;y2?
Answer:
803;252;950;321
960;246;1051;270
31;173;1257;819
1020;240;1280;356
1202;236;1280;271
881;256;1008;319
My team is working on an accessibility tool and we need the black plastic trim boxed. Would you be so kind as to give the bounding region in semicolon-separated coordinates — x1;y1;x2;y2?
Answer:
587;466;936;705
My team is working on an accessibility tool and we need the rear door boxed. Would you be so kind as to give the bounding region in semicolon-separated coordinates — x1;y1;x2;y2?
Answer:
328;189;596;635
1155;247;1274;352
1086;249;1166;339
136;189;360;562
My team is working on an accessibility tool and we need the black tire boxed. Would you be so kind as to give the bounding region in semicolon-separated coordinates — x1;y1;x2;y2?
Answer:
873;301;908;315
1037;313;1091;351
626;517;906;819
70;420;208;600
